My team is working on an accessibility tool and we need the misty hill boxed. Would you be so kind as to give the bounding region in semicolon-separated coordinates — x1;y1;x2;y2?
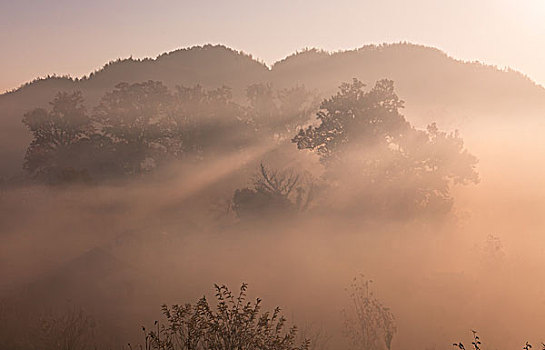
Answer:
1;43;545;177
272;45;545;119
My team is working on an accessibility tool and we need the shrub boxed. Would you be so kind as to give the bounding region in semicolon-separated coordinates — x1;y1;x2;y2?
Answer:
137;283;309;350
232;163;315;220
343;276;396;350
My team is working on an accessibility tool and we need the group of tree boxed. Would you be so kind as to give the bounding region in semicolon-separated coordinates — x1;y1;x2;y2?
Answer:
22;81;317;183
234;78;478;220
21;77;478;219
293;78;478;217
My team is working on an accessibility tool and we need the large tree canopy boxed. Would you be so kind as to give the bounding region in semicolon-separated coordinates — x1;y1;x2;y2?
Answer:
92;81;178;174
292;79;479;217
22;91;93;182
172;85;253;157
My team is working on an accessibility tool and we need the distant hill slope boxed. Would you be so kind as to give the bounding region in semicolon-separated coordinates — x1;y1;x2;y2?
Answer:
1;43;545;177
271;44;545;120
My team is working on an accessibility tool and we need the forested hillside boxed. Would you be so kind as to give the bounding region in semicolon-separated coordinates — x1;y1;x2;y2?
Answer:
2;43;544;177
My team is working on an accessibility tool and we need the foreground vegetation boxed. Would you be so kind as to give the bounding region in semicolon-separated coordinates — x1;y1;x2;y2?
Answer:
3;279;541;350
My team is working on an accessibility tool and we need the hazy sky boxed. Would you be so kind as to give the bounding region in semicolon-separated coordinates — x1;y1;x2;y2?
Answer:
1;0;544;93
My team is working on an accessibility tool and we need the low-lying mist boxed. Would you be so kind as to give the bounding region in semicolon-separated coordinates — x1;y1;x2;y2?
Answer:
2;78;545;350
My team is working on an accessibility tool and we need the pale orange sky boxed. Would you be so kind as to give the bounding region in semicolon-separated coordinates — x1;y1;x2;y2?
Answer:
1;0;545;93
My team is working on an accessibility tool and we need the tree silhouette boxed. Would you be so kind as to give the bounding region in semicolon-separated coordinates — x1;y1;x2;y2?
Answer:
292;79;479;217
93;81;177;175
22;91;93;182
232;163;315;220
172;85;253;157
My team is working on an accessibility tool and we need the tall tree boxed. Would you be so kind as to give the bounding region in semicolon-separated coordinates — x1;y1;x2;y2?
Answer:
93;81;177;174
172;85;253;157
22;91;93;182
292;79;478;217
